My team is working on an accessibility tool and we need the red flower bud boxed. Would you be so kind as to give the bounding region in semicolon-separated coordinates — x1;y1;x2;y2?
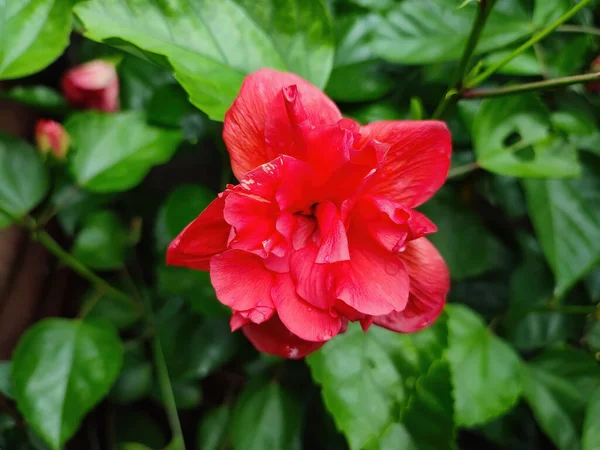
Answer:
35;119;70;159
586;56;600;92
61;60;119;112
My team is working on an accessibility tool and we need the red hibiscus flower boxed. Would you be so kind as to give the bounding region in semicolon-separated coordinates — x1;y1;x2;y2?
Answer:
167;69;452;359
61;59;120;112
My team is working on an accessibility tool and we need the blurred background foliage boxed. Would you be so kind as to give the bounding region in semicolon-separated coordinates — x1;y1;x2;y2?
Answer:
1;0;600;449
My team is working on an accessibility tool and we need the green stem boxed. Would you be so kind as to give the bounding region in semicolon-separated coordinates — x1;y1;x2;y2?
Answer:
141;291;185;449
557;24;600;36
32;229;136;308
447;162;480;179
432;0;498;119
465;0;594;88
462;72;600;99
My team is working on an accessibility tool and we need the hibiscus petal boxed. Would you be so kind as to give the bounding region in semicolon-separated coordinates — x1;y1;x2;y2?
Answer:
374;238;449;333
210;250;275;311
361;121;452;207
166;196;230;271
315;201;350;264
223;69;341;179
272;274;342;342
242;315;325;359
332;231;409;316
290;245;332;310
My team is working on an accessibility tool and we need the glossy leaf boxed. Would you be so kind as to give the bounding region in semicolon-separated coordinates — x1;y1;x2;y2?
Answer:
71;210;129;270
74;0;334;120
419;187;503;280
523;347;600;450
325;14;394;102
0;0;72;79
0;362;13;399
197;406;231;450
11;319;123;450
583;389;600;450
230;381;302;450
81;289;140;330
6;86;69;114
117;55;174;111
373;0;531;65
67;111;182;193
523;153;600;298
473;95;580;178
0;134;49;228
155;184;215;253
447;305;522;427
308;319;447;450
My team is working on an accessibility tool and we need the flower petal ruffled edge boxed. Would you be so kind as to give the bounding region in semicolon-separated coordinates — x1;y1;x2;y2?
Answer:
361;121;452;208
374;237;449;333
223;68;341;180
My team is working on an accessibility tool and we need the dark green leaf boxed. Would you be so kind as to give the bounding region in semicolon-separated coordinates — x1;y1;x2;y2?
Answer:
533;0;571;25
72;210;129;270
473;94;580;178
419;187;503;280
5;86;69;114
447;304;522;427
82;289;141;330
117;55;175;111
67;111;182;193
0;362;13;399
349;101;408;124
0;134;49;228
325;14;394;102
114;410;167;449
307;319;447;450
0;0;72;79
52;183;115;235
523;153;600;297
151;380;202;410
373;0;531;65
231;380;302;450
74;0;334;120
147;84;196;129
197;405;231;450
523;347;600;450
110;346;152;404
155;184;215;253
583;389;600;450
506;240;578;351
11;319;123;450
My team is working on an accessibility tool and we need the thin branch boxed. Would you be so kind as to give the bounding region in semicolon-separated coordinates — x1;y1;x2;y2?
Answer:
447;162;480;179
462;72;600;99
557;24;600;36
432;0;499;119
465;0;594;88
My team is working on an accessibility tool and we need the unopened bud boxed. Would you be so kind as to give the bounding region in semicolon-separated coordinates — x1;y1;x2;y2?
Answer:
61;59;119;112
35;119;70;159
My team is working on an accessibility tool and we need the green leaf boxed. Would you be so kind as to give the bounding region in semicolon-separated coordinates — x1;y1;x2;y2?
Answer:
152;379;202;411
197;406;231;450
472;94;580;178
5;86;69;114
523;347;600;450
0;134;49;228
533;0;571;27
523;152;600;298
373;0;531;65
419;187;503;280
447;304;522;427
583;389;600;450
0;362;13;399
307;319;447;450
325;14;394;102
114;410;167;449
67;111;182;193
482;50;541;76
74;0;334;121
11;319;123;450
109;346;152;405
71;210;129;270
157;305;238;381
155;184;215;253
0;0;72;79
506;239;578;351
117;55;175;111
230;380;302;450
81;289;140;330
